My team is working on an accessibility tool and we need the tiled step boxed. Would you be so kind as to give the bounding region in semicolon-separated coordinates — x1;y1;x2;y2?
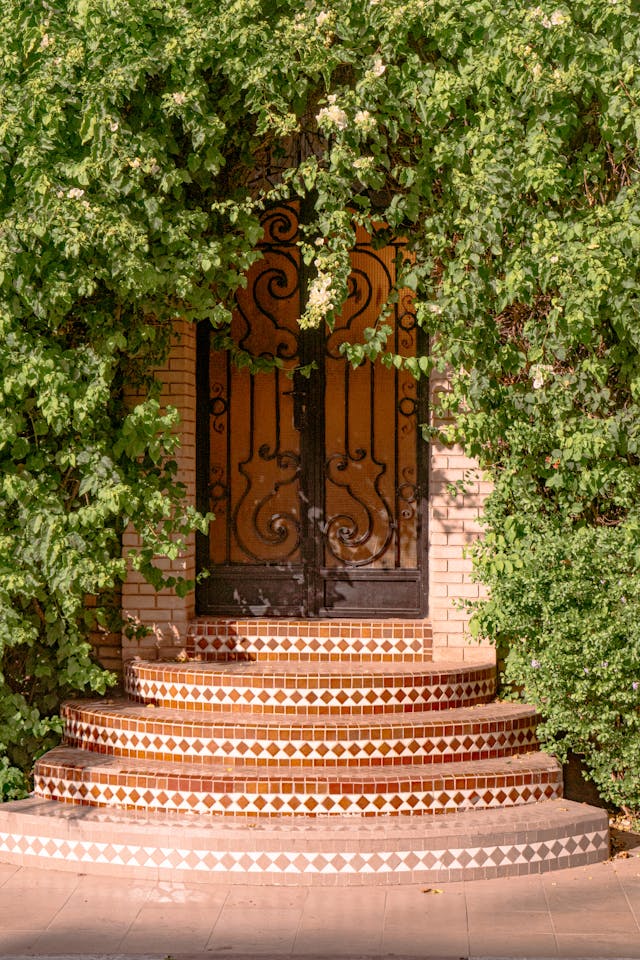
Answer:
125;659;496;715
60;699;539;767
0;796;608;884
34;747;562;817
6;616;611;884
186;618;431;662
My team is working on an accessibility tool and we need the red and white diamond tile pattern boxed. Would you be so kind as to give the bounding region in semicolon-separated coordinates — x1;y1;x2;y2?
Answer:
22;618;610;880
125;660;496;715
0;817;609;883
186;618;431;662
34;750;562;816
60;700;539;767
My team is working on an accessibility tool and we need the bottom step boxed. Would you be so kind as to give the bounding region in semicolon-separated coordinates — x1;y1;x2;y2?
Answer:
0;797;608;885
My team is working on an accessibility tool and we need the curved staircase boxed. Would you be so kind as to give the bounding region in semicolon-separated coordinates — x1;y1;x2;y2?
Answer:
0;619;609;884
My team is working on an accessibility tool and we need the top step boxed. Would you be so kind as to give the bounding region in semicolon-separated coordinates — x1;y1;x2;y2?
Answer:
186;618;432;662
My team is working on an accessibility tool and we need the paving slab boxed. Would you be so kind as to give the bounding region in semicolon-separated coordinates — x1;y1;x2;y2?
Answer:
0;838;639;959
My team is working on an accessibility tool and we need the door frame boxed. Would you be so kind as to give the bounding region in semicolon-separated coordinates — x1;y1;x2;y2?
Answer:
195;216;429;619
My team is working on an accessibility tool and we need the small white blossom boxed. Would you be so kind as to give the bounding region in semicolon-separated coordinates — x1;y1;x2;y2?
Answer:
308;272;334;311
129;157;142;169
67;187;84;199
530;363;553;389
549;254;559;263
316;10;330;26
172;91;187;105
109;121;119;132
316;103;348;131
534;7;569;27
353;156;374;172
354;109;376;133
548;9;568;25
303;271;336;328
372;57;386;77
40;33;51;49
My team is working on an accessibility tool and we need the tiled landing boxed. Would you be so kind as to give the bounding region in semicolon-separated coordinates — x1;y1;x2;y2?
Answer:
186;618;432;662
0;797;609;885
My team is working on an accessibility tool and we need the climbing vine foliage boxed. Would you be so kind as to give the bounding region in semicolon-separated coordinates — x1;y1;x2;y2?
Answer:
1;0;639;809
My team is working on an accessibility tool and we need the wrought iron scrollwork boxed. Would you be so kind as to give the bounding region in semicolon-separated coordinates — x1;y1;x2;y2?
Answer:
234;446;301;561
202;202;424;610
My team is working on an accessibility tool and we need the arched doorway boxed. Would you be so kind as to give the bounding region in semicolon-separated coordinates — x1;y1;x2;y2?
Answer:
196;203;428;617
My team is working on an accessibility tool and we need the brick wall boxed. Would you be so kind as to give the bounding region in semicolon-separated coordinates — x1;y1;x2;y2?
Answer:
121;319;197;661
427;371;493;662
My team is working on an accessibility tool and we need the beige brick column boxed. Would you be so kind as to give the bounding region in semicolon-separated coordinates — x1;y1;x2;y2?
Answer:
428;371;494;663
121;319;197;662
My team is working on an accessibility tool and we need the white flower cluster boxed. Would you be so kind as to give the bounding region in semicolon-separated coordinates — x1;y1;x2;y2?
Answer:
301;264;337;328
371;57;386;77
353;155;375;174
530;363;553;389
66;187;85;199
354;109;376;134
316;10;330;26
532;7;569;27
316;94;348;131
308;270;335;312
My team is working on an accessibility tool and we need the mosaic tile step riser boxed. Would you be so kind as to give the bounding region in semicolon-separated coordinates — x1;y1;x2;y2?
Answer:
62;725;539;767
60;699;539;767
0;846;609;885
33;747;563;817
35;778;562;817
64;744;536;768
186;618;432;662
127;696;494;716
125;661;497;715
0;797;610;883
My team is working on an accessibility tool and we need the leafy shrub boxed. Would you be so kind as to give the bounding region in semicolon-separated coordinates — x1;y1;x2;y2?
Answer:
1;0;639;809
470;517;640;814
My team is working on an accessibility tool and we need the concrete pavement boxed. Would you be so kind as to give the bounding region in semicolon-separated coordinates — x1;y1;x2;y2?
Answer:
0;826;639;959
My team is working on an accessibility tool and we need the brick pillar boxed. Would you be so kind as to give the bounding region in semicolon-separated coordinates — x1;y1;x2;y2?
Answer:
121;320;197;662
428;370;494;663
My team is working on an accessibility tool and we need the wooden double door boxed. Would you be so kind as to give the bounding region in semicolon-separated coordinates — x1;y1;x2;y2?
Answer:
196;204;427;617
